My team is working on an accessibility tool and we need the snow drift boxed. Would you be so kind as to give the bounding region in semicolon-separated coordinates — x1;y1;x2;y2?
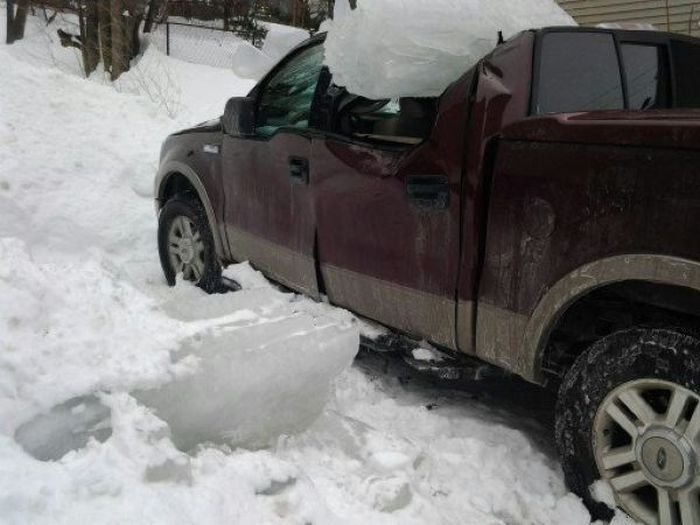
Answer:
324;0;576;99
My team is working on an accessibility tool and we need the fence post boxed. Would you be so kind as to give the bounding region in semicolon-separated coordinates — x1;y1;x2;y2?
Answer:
166;21;170;56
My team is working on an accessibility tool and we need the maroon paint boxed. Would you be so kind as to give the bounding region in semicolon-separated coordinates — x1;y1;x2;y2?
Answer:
480;122;700;317
502;110;700;149
221;132;316;268
456;32;535;350
311;71;472;344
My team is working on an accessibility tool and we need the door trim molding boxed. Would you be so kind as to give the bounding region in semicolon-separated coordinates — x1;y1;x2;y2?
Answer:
321;264;457;349
226;225;318;298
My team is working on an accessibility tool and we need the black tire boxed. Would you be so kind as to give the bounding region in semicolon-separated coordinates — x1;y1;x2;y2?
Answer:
157;197;222;294
555;327;700;522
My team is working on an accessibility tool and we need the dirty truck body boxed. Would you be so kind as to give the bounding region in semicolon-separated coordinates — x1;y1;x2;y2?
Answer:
157;28;700;384
156;27;700;523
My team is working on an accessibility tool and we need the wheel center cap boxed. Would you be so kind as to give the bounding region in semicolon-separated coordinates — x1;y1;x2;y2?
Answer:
637;428;695;488
179;238;194;264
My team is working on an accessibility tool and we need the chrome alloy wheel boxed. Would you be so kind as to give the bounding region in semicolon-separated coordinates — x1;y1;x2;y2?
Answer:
167;216;206;283
593;379;700;524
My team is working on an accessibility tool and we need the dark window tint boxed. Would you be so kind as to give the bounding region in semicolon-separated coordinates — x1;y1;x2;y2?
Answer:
256;44;325;136
671;40;700;107
535;32;624;114
621;44;668;109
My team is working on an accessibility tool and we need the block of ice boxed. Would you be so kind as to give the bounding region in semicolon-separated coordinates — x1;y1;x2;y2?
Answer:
135;314;359;451
324;0;576;99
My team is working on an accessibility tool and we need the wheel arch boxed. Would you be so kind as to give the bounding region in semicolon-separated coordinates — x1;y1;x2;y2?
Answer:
155;161;225;261
527;254;700;384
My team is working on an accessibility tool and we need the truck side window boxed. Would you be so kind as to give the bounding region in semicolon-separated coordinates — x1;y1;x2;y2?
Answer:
671;40;700;107
535;32;624;114
256;44;325;137
621;43;669;110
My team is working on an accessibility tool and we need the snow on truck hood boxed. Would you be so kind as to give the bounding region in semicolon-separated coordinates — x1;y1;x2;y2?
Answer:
323;0;576;100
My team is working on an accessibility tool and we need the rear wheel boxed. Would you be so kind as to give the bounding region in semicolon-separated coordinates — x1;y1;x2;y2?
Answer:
556;328;700;524
158;197;221;293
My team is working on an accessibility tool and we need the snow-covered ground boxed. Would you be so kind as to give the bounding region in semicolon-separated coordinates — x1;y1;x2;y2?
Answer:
0;10;636;525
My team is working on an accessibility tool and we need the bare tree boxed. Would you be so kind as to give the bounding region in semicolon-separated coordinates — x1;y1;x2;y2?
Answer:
83;0;146;79
110;0;127;80
143;0;160;33
6;0;29;44
83;0;100;75
98;0;113;72
223;0;231;31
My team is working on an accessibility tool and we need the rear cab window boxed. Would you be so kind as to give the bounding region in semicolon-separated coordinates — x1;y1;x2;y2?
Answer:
533;29;700;114
534;32;624;114
620;43;669;109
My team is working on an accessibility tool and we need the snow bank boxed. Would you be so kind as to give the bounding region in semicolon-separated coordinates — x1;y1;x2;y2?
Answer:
261;21;310;60
324;0;576;99
148;18;309;81
149;21;275;79
1;14;359;472
0;238;186;431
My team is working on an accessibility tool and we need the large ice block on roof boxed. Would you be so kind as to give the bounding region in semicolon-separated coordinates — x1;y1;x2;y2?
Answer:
323;0;576;99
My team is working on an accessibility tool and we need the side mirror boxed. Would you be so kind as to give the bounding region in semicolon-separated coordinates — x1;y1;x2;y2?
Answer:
222;97;256;137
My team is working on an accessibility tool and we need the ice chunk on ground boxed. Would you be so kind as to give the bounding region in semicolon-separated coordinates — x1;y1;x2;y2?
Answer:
135;314;359;451
324;0;576;99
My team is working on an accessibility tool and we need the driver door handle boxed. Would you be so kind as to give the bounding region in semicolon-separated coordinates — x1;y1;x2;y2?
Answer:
289;156;310;185
406;175;449;210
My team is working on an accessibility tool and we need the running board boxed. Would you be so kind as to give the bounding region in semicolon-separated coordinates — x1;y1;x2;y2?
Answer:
360;334;503;382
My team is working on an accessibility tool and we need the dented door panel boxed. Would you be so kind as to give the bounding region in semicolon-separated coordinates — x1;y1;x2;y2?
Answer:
311;74;473;349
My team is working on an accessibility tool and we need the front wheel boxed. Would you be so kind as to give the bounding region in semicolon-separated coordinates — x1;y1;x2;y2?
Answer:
157;197;222;293
556;328;700;524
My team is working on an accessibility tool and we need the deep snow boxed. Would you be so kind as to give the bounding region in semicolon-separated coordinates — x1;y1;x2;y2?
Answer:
0;11;638;525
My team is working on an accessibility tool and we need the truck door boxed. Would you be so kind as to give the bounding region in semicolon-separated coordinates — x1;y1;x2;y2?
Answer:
311;75;473;349
222;42;325;298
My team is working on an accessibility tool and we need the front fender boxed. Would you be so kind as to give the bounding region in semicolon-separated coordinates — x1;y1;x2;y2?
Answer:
155;160;226;261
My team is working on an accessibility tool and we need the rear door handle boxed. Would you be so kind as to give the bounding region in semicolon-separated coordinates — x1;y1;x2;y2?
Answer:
406;175;449;210
289;156;309;185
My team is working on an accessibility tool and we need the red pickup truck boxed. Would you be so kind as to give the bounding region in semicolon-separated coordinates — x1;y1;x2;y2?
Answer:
154;27;700;524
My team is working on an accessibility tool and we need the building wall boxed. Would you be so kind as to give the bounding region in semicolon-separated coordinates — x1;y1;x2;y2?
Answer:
557;0;700;35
